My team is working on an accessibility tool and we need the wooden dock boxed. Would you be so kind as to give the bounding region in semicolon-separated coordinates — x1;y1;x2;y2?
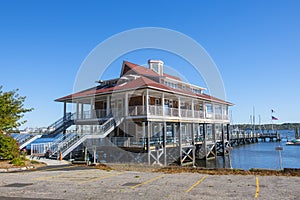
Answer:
230;132;281;146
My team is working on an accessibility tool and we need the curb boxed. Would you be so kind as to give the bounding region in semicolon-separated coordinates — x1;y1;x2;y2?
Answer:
0;166;35;173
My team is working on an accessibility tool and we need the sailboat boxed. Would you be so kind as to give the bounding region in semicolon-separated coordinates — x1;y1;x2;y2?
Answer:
286;128;300;145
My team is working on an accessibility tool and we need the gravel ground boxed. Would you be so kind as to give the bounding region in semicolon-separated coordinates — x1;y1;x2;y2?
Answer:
0;165;299;200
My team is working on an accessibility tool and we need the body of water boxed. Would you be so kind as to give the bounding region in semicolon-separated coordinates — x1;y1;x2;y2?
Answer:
230;130;300;170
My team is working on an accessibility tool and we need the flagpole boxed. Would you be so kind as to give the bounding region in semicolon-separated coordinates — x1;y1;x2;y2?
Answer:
271;109;274;134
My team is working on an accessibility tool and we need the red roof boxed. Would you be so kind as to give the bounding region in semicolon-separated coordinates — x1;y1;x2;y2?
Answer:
56;76;161;101
122;61;181;81
56;60;232;105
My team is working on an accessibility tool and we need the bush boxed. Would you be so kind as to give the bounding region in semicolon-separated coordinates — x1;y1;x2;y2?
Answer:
11;157;25;166
0;133;20;160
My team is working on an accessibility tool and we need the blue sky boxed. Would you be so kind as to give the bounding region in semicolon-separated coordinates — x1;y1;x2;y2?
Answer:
1;0;300;128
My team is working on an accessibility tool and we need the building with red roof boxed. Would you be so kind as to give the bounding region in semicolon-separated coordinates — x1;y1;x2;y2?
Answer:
48;60;233;166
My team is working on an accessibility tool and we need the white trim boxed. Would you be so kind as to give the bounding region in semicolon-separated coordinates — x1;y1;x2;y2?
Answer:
60;85;232;106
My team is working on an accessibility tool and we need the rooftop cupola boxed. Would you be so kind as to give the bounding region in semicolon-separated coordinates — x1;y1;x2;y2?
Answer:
148;59;164;76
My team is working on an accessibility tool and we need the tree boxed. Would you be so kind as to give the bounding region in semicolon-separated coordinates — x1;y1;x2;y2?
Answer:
0;86;33;133
0;133;20;159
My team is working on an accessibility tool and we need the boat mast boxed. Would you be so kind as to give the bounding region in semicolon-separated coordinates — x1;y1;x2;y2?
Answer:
258;115;262;133
252;107;255;135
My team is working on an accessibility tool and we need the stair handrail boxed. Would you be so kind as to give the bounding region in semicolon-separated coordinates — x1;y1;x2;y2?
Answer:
48;133;76;154
18;134;36;145
47;112;74;132
50;116;123;158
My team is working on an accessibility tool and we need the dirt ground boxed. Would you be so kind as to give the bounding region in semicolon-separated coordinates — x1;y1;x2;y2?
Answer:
2;160;300;177
1;164;299;200
101;163;300;177
0;160;46;170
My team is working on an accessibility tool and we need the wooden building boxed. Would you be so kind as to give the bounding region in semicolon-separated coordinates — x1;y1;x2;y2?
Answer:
54;60;233;166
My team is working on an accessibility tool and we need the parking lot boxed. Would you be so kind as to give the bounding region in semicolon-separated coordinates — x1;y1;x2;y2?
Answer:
0;165;299;199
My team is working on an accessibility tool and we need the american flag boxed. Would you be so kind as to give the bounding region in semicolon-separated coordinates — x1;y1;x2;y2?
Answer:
272;116;278;120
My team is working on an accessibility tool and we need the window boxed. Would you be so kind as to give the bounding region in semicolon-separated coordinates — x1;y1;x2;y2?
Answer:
165;81;177;89
155;99;160;105
151;63;159;73
192;88;200;94
169;100;173;108
206;103;212;113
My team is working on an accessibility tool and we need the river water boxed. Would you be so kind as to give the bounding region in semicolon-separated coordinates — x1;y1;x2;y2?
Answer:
230;130;300;170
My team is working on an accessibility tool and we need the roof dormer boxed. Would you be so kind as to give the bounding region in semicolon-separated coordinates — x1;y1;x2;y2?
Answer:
148;59;164;76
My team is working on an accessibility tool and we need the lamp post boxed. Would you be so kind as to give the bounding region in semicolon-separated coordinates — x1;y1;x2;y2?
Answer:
275;146;283;170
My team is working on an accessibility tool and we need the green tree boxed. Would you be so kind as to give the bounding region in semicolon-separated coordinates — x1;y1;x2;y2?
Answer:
0;133;20;159
0;86;33;133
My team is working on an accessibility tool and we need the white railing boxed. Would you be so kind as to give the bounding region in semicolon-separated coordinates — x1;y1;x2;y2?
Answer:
149;105;163;116
76;106;228;121
128;106;146;116
78;108;122;120
164;107;179;117
79;109;107;120
215;113;222;120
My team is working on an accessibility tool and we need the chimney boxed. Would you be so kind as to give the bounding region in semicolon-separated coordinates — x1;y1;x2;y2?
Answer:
148;59;164;76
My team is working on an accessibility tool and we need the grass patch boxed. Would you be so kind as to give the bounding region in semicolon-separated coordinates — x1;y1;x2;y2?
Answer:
10;157;25;166
93;163;112;171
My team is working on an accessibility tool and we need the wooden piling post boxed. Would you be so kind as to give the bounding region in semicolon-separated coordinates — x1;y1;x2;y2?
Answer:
147;121;151;165
179;122;182;165
163;121;167;166
203;123;207;167
222;124;226;157
191;123;196;167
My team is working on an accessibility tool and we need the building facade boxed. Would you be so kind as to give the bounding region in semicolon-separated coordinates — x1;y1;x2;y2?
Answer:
54;60;233;166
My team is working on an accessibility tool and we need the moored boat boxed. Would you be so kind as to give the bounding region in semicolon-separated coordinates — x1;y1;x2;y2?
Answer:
286;138;300;145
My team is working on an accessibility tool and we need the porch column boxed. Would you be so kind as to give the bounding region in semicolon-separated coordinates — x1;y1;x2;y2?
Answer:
81;103;84;134
63;101;67;134
178;97;181;117
63;101;67;119
212;104;215;120
146;89;149;116
76;101;79;120
142;92;145;114
221;105;224;121
192;99;195;119
90;98;95;118
172;123;176;144
163;121;167;165
76;101;79;132
81;103;84;120
162;93;165;117
106;96;110;116
203;102;206;119
124;93;128;117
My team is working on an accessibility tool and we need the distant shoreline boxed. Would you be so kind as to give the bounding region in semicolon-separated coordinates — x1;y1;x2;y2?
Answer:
234;123;300;130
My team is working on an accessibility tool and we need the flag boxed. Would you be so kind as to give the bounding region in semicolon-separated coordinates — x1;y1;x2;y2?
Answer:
272;116;278;120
